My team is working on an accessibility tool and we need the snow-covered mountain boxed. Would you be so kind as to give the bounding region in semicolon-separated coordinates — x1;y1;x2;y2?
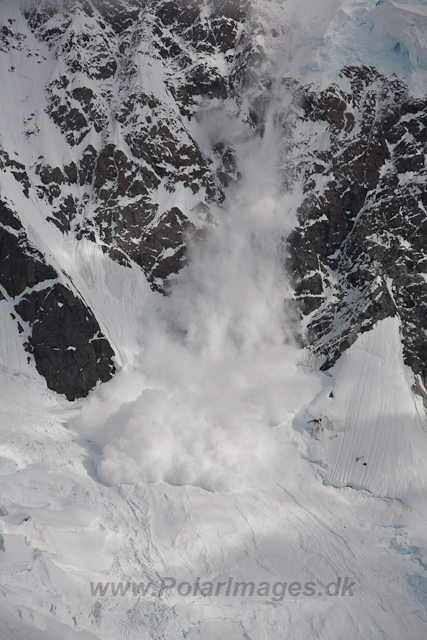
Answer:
0;1;427;638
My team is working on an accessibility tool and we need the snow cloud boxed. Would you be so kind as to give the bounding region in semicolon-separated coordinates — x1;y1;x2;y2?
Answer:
72;97;321;491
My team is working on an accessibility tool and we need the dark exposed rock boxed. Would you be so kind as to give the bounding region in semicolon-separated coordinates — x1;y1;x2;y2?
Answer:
0;201;22;231
18;0;255;295
16;284;115;401
135;207;194;289
46;100;90;146
78;145;98;186
0;198;115;399
288;66;427;389
0;202;57;297
0;151;31;197
0;23;26;53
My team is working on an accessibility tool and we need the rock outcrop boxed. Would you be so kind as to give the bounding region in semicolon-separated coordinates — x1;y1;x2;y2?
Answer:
288;66;427;390
0;200;114;400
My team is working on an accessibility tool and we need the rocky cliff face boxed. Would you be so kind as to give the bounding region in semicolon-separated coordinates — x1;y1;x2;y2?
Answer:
2;0;427;400
288;65;427;398
0;199;115;400
19;0;263;286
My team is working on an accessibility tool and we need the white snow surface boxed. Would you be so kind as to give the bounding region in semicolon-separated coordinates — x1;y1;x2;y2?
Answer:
0;0;427;638
1;319;427;639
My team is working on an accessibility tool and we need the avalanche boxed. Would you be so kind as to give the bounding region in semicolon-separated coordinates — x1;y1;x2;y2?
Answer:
0;1;426;639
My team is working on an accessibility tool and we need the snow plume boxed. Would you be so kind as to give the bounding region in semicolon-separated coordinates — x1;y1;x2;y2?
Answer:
73;96;321;492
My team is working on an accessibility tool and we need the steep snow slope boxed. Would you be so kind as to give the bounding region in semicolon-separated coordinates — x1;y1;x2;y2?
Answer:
0;1;427;639
305;317;427;501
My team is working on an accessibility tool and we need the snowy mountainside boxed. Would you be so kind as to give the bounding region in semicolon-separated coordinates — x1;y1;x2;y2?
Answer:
0;0;273;398
0;1;427;639
3;0;427;398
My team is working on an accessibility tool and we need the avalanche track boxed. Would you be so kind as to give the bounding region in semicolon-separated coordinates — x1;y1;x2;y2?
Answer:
0;1;427;639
